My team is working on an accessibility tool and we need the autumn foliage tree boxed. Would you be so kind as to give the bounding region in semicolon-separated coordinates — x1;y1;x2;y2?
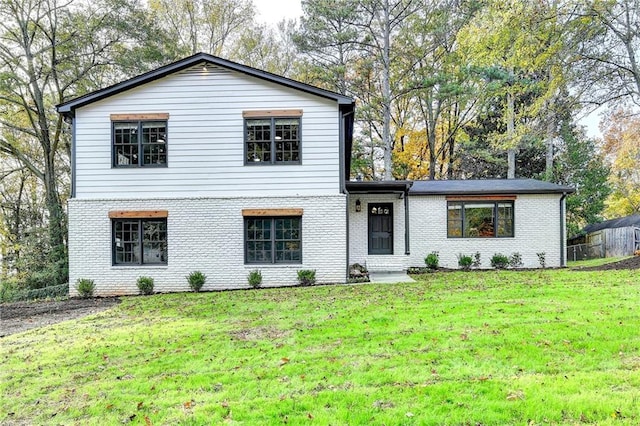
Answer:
601;110;640;217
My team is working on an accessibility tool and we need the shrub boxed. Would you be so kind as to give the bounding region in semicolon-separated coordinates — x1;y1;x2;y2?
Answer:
187;271;206;292
75;278;95;298
509;252;524;269
457;254;473;271
247;269;262;288
297;269;316;286
472;251;482;268
490;253;510;269
537;252;547;269
424;251;439;269
136;276;154;295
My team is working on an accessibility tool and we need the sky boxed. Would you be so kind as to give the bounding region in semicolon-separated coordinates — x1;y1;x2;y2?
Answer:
251;0;602;138
252;0;302;24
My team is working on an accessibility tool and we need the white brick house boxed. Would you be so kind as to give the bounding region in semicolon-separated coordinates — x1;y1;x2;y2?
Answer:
58;53;573;296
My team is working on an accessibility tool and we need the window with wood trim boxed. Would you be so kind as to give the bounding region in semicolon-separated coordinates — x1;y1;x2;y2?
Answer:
112;218;167;265
113;120;167;167
245;217;301;263
245;117;301;164
447;201;514;238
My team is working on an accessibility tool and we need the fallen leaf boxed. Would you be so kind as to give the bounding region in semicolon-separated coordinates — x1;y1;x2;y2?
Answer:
183;401;192;409
137;402;144;410
144;415;152;426
307;413;314;419
280;357;290;366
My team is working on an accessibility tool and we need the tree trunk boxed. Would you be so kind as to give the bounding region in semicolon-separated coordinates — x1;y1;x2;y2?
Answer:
381;0;393;180
545;108;555;181
507;90;516;179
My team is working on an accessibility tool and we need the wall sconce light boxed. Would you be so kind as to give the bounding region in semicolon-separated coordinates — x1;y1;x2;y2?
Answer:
355;199;362;212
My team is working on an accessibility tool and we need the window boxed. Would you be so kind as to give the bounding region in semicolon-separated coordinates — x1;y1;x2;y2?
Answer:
113;120;167;167
447;201;514;238
245;217;301;263
112;219;167;265
245;117;300;164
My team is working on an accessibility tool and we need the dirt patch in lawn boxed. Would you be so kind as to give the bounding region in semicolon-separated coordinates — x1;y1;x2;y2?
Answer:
573;256;640;271
0;297;120;337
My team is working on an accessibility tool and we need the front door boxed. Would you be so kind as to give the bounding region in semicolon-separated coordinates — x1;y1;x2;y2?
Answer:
368;203;393;255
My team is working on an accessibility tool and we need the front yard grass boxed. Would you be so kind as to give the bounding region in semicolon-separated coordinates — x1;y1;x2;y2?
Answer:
2;268;639;425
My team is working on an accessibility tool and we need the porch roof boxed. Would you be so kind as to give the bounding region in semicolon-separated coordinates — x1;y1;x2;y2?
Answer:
345;181;412;194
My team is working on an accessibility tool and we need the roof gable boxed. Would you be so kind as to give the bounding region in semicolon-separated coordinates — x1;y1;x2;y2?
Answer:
57;52;354;115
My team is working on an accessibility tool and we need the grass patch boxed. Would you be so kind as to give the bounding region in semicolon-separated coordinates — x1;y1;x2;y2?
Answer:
2;269;639;424
568;256;632;268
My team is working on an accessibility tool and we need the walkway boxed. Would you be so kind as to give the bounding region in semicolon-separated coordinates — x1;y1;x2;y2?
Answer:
368;272;416;284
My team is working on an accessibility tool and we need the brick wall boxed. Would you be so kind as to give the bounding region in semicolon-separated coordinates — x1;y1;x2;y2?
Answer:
408;194;564;269
68;195;347;296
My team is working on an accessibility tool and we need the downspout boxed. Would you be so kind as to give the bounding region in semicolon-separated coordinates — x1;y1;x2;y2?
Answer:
560;192;568;267
340;108;355;281
404;187;410;255
345;188;351;281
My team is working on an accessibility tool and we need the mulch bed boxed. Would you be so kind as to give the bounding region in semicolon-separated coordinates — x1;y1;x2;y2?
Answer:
0;297;120;337
573;256;640;271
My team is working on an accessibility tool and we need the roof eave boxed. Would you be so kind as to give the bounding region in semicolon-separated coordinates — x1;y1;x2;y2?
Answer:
410;188;575;196
56;52;354;114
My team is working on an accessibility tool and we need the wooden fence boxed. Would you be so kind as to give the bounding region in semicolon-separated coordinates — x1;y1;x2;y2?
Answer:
567;226;640;260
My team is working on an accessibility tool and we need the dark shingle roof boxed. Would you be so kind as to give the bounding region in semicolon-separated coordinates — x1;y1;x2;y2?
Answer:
583;214;640;234
345;181;412;193
409;179;574;195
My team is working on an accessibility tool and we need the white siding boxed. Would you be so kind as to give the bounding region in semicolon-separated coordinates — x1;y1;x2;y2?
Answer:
68;195;347;296
408;194;564;268
74;65;341;198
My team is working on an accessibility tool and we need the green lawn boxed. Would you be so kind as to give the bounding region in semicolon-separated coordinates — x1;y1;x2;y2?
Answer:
2;269;639;425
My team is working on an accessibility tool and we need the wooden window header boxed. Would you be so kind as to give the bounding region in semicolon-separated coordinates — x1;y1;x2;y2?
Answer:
242;109;303;118
109;210;169;219
110;113;170;121
242;208;303;217
446;195;517;201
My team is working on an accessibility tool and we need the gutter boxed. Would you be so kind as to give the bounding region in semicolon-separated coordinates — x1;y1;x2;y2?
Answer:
560;192;568;267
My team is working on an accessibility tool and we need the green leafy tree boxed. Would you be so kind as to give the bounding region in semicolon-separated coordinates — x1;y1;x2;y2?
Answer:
555;121;610;236
0;0;169;285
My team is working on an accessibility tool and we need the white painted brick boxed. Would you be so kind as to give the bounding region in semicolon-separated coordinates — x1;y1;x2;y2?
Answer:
68;195;347;296
407;194;564;269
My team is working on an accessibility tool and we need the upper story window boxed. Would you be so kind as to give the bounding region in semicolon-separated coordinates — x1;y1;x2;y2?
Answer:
243;110;302;165
111;113;169;167
447;200;514;238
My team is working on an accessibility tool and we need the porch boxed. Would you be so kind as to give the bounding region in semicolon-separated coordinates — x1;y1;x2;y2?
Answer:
346;181;412;273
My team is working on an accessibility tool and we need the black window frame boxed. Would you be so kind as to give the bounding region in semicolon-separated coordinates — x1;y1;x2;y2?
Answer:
112;120;168;168
447;200;514;238
244;216;302;264
244;117;301;165
112;218;168;265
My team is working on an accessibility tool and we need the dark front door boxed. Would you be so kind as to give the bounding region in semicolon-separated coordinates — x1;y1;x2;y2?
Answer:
368;203;393;255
